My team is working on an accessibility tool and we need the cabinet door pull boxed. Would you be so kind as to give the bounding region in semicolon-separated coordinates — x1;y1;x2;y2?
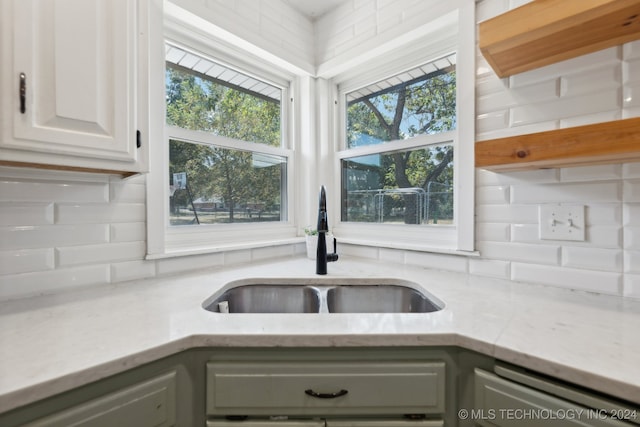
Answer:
304;389;348;399
19;73;26;114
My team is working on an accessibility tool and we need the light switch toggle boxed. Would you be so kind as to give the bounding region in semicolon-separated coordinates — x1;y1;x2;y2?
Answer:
539;204;586;241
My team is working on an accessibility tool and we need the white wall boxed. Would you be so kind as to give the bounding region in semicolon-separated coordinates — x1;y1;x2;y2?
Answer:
1;0;639;300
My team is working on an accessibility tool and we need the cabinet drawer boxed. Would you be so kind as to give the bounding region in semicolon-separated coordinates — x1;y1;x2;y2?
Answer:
208;421;443;427
206;361;445;416
24;371;177;427
474;369;635;427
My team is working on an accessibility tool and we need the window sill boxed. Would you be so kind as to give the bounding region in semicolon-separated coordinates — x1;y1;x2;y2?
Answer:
338;237;479;257
145;237;304;260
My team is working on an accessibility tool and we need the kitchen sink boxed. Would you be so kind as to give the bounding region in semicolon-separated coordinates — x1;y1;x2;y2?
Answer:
326;285;441;313
202;278;444;314
203;284;321;313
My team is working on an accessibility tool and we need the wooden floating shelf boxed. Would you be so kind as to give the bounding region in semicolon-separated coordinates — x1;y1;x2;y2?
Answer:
479;0;640;78
475;117;640;171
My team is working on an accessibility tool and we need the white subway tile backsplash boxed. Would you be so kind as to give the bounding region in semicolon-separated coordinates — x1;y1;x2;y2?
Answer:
476;186;510;204
477;241;560;265
476;110;509;133
476;204;539;223
340;244;379;259
0;179;108;203
623;163;640;179
478;79;558;112
623;274;640;298
587;225;622;249
252;244;296;261
0;224;109;250
0;249;54;275
625;227;640;250
559;110;622;128
511;263;622;296
624;203;640;226
156;252;224;276
509;48;620;87
510;90;620;128
0;265;110;300
625;251;640;274
585;204;622;225
510;182;621;204
560;165;622;182
476;119;559;141
562;246;622;272
623;40;640;61
623;179;640;202
56;203;145;224
0;202;54;226
476;223;510;242
110;222;146;243
223;249;253;265
404;251;468;273
56;242;146;267
110;181;145;202
510;223;539;243
559;65;621;97
110;260;156;283
469;258;510;279
623;57;640;84
476;168;559;186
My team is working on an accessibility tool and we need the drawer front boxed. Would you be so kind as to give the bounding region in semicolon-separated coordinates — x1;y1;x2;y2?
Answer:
206;361;445;416
207;420;443;427
24;371;177;427
474;369;635;427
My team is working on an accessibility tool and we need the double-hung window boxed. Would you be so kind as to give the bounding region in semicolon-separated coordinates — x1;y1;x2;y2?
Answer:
332;3;475;254
148;38;295;256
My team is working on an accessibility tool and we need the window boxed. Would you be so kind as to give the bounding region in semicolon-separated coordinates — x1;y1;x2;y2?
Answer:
342;55;456;226
165;44;287;226
332;3;475;254
148;39;295;256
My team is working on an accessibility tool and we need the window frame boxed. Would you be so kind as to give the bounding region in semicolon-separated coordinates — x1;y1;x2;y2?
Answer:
330;3;476;255
146;17;298;258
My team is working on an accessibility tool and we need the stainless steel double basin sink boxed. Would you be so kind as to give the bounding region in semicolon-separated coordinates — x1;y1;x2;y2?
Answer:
202;278;444;314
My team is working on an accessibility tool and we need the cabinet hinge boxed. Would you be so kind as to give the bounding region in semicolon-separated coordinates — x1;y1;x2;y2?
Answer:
136;130;141;149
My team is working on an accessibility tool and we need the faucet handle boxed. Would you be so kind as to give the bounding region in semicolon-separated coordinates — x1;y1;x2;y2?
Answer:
327;237;339;262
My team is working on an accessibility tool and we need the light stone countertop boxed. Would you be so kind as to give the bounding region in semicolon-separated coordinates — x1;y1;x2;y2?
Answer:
0;256;639;413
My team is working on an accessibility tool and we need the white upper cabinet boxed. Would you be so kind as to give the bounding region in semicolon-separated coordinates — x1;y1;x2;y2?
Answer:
0;0;148;176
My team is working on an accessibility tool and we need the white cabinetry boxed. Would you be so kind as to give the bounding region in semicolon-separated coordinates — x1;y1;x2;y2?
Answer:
0;0;149;176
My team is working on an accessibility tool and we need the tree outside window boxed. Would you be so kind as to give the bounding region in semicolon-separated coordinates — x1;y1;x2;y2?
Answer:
342;56;456;225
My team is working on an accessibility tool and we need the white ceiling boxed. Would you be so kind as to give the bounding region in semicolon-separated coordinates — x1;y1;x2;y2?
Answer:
283;0;348;20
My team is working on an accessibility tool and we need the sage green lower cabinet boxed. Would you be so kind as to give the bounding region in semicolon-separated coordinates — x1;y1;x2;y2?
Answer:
23;371;177;427
208;421;444;427
206;361;445;416
474;369;635;427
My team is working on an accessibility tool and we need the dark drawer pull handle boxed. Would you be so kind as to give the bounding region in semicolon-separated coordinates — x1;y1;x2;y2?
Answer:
304;389;348;399
19;73;26;114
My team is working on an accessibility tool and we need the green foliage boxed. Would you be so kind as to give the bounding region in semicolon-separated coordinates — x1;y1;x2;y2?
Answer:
166;67;283;224
344;68;456;224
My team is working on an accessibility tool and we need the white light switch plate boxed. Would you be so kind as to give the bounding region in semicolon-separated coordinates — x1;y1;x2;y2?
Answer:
539;204;585;241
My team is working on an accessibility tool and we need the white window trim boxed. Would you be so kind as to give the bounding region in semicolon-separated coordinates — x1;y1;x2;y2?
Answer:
329;1;476;255
146;7;299;259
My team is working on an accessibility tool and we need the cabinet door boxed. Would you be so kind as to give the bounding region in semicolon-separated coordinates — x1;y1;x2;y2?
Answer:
474;369;635;427
2;0;139;165
23;371;177;427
